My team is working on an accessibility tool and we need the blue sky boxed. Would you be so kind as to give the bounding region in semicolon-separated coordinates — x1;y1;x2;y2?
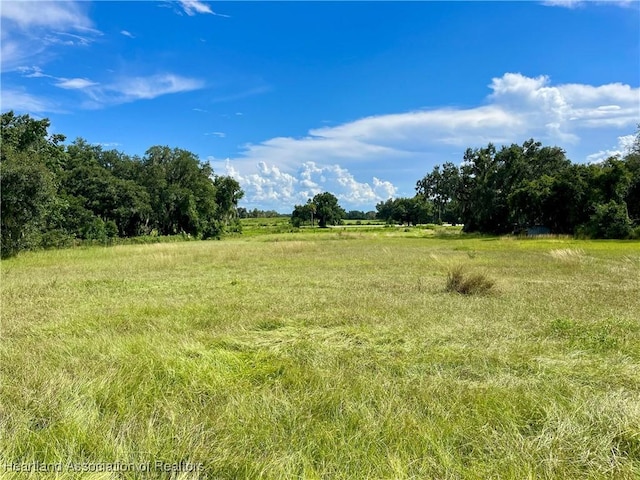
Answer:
2;1;639;212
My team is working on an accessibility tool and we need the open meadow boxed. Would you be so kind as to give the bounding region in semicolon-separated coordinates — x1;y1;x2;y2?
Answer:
1;227;639;479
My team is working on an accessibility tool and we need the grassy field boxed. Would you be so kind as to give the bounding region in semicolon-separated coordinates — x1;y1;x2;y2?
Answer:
1;229;639;479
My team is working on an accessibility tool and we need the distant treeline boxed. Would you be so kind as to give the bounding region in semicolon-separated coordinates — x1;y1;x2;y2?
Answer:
374;136;640;238
237;208;288;218
1;112;244;258
3;110;638;259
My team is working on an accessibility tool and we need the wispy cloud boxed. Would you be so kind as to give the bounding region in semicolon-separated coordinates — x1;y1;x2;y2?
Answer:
0;88;59;113
0;1;93;30
205;131;226;138
17;66;49;78
82;73;205;107
1;1;100;71
215;72;639;211
176;1;230;17
120;30;135;39
542;0;638;8
55;77;99;90
108;74;204;101
18;67;99;91
13;65;204;111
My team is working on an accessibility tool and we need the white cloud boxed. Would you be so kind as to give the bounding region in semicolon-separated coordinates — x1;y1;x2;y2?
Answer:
179;0;213;15
487;73;638;141
205;132;226;138
108;74;203;100
586;134;637;163
542;0;585;7
17;66;49;78
80;74;205;107
0;1;100;72
221;159;397;210
0;1;93;30
177;1;230;17
55;77;99;90
120;30;135;38
11;66;204;111
209;73;639;211
542;0;638;7
0;88;57;113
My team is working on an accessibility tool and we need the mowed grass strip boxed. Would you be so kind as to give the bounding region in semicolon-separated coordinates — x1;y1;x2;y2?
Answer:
1;234;639;479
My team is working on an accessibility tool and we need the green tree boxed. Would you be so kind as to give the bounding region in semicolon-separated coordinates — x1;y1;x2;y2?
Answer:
311;192;345;227
214;175;244;233
584;201;632;239
416;162;460;223
1;112;66;257
0;153;56;257
290;204;309;227
61;139;152;238
375;198;396;223
345;210;367;220
141;146;220;237
376;196;432;225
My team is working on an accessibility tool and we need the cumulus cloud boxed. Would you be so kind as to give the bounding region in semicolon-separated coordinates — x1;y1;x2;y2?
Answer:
586;134;637;163
221;159;397;210
210;73;638;211
487;73;638;140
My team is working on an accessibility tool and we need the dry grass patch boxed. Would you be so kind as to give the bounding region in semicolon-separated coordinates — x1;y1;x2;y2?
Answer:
445;265;496;295
549;248;586;264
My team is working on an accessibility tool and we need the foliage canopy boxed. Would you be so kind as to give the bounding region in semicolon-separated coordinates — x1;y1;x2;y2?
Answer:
1;111;244;258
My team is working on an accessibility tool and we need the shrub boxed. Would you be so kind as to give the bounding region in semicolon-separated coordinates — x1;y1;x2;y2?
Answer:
584;201;632;239
446;265;495;295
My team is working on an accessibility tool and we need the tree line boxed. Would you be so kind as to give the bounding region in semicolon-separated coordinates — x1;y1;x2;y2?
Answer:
414;136;640;238
292;133;639;239
3;110;637;259
1;111;244;258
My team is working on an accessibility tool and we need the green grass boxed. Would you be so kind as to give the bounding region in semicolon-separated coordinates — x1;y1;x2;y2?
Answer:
1;232;639;479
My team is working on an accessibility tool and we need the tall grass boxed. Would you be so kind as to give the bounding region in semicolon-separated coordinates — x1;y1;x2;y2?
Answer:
1;233;639;479
445;265;495;295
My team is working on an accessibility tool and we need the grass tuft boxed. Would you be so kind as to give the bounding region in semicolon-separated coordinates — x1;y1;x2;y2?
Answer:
549;248;586;264
445;264;496;295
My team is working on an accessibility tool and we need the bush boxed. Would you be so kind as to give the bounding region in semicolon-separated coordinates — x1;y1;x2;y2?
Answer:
446;265;495;295
40;229;74;249
584;201;632;239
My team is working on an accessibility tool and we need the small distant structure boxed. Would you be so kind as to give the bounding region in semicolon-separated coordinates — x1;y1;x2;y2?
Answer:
513;224;551;236
527;225;551;236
